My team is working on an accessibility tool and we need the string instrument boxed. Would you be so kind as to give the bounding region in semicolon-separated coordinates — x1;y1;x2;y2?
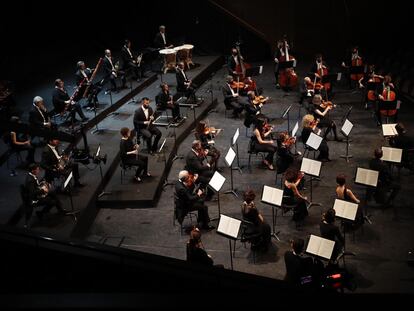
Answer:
380;85;397;117
231;80;246;91
244;77;257;93
234;42;252;79
366;75;383;101
278;40;298;89
252;95;269;105
203;127;221;137
317;61;330;92
83;58;103;97
350;54;364;81
282;136;296;147
306;78;323;96
320;100;335;109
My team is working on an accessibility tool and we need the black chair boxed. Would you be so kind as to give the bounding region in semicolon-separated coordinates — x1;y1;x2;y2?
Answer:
173;194;198;235
302;143;317;159
233;219;262;263
120;160;135;184
155;94;172;122
247;139;265;172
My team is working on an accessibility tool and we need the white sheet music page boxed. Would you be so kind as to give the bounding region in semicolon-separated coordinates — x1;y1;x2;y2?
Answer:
381;147;403;163
292;121;299;138
261;185;283;206
306;132;323;150
232;128;240;146
382;124;398;137
224;147;236;167
341;119;353;137
300;158;322;177
333;199;358;221
64;172;73;189
217;214;241;239
306;235;335;260
208;171;226;192
355;168;379;187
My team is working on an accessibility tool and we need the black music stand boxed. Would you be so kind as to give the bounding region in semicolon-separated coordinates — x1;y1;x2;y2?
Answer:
354;167;379;224
167;122;184;162
300;157;323;210
62;172;81;222
96;144;111;198
231;128;243;173
217;214;241;270
208;171;226;221
224;146;238;197
281;104;292;133
158;138;173;189
245;66;263;78
340;119;354;162
261;185;284;241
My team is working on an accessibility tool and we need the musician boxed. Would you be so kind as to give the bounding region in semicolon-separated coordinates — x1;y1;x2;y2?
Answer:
241;189;271;251
222;75;244;118
377;75;397;125
187;227;214;266
274;38;291;87
358;65;383;110
243;91;264;128
310;94;341;141
41;138;84;187
185;140;214;189
176;62;196;102
175;170;213;230
301;114;330;161
276;131;295;174
282;168;308;223
119;127;150;182
6;116;35;164
299;76;323;106
52;79;88;123
156;83;182;121
311;54;331;96
153;25;172;49
194;121;221;170
120;39;144;80
75;61;101;110
342;46;363;88
284;238;313;285
29;96;53;130
389;123;414;170
102;49;126;93
24;163;68;221
227;47;241;76
336;174;364;225
251;118;276;170
320;208;344;262
369;148;400;207
133;97;162;154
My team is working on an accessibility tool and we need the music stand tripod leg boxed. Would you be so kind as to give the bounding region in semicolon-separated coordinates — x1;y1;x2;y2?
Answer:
271;207;281;241
224;163;238;197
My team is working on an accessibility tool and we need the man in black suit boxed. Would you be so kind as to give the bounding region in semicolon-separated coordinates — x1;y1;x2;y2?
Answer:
41;138;83;187
284;238;313;285
102;49;126;93
390;123;414;171
24;163;67;221
29;96;53;130
369;148;400;206
222;75;244;118
153;25;172;49
120;39;144;80
75;61;101;110
176;62;196;102
175;170;213;230
185;140;214;188
227;48;240;76
133;97;162;154
243;91;263;128
156;83;182;121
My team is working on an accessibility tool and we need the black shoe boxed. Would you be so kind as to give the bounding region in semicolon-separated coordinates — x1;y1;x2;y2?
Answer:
59;208;69;215
335;137;343;142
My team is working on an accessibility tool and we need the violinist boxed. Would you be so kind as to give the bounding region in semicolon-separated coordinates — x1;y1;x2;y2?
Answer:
251;118;277;170
299;76;323;106
195;121;221;170
377;75;397;125
222;75;244;118
175;170;213;230
301;114;330;161
310;95;342;142
243;91;264;128
276;131;296;174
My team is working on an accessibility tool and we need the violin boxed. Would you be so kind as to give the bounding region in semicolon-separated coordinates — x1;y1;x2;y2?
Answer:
283;136;296;147
231;81;246;90
253;95;269;105
306;79;323;94
278;40;298;89
204;127;220;136
320;100;335;109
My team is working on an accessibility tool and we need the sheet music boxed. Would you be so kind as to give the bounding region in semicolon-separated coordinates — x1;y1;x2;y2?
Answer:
158;138;167;153
337;72;342;81
291;122;299;138
95;145;101;157
382;124;398;136
355;168;379;187
232;128;240;146
64;172;73;189
259;66;263;74
381;147;402;163
306;132;323;150
217;214;241;239
306;235;335;260
341;119;353;137
261;185;283;206
282;105;292;118
224;147;236;167
300;158;322;177
333;199;358;221
208;171;226;192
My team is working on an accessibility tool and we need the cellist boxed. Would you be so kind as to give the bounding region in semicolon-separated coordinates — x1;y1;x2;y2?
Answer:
341;46;364;89
311;53;331;97
377;75;398;125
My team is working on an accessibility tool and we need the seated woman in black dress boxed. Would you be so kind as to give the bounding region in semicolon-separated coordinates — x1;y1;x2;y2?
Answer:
282;168;308;223
336;173;364;225
276;131;296;174
119;127;150;182
301;114;330;161
6;116;35;164
251;117;277;170
194;121;221;170
186;227;214;266
310;94;341;141
241;189;271;251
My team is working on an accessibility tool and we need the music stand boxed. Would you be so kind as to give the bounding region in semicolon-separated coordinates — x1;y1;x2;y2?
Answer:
291;121;299;155
158;138;173;189
305;132;323;159
245;66;263;78
261;185;283;241
340;119;354;162
306;234;335;262
355;167;379;224
231;128;243;173
224;147;238;197
300;158;323;209
96;145;111;198
167;122;184;162
208;171;226;221
63;172;81;221
217;214;241;270
281;104;292;133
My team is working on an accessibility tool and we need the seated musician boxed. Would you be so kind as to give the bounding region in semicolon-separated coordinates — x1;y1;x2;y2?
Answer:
336;173;364;225
284;238;314;285
75;61;101;110
301;114;330;161
25;163;68;221
120;39;144;81
282;168;308;223
187;227;216;265
185;140;214;190
251;117;277;170
41;138;84;187
6;116;35;164
194;121;221;170
52;79;88;123
358;65;383;110
276;131;296;174
389;123;414;171
222;75;244;118
175;170;213;230
377;75;397;125
320;208;344;262
156;83;182;122
133;97;162;154
29;96;54;130
369;148;400;207
102;49;126;93
176;62;196;102
119;127;150;183
310;94;341;141
243;91;263;128
299;76;323;106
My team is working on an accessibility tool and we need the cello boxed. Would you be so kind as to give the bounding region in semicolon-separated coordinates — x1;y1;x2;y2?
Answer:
350;48;364;81
278;39;298;89
379;76;397;118
315;54;330;92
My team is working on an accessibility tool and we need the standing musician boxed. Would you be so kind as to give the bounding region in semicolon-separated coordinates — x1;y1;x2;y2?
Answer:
153;25;173;49
176;62;196;102
358;65;384;111
222;75;244;118
185;140;214;191
156;83;182;122
274;39;285;86
52;79;88;123
251;117;277;170
194;121;221;170
120;39;144;81
342;46;364;88
41;137;84;187
29;96;54;130
311;53;331;96
75;61;101;110
102;49;126;93
133;97;162;154
228;47;242;76
310;94;341;141
301;114;330;161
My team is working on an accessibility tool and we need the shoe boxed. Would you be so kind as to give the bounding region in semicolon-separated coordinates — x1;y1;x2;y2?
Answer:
146;172;152;177
74;182;85;188
335;137;343;142
134;176;142;182
59;208;69;215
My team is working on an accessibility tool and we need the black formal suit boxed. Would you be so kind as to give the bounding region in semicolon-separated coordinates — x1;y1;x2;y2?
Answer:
41;144;81;184
102;56;126;91
133;106;162;152
185;149;214;186
320;221;344;261
175;180;210;226
119;138;148;178
222;83;244;117
29;106;52;129
243;98;261;128
52;87;86;120
176;68;196;101
120;45;143;79
284;251;313;285
156;90;181;119
369;158;400;204
153;32;168;49
75;68;101;107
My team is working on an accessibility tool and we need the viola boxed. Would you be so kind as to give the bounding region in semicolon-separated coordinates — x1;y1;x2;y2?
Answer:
320;100;335;109
204;127;220;136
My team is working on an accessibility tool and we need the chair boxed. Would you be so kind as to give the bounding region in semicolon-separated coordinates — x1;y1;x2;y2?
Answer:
155;94;172;124
19;184;43;229
173;194;198;235
233;220;262;263
120;160;135;184
302;143;317;159
247;139;265;172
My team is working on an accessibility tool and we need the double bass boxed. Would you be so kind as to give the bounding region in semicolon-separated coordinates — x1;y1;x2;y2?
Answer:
278;40;298;89
234;42;252;79
379;79;397;118
350;52;364;81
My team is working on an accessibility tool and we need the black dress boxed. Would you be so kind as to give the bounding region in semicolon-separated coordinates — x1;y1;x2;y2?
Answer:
241;202;271;250
120;138;148;177
282;184;308;222
251;131;276;163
